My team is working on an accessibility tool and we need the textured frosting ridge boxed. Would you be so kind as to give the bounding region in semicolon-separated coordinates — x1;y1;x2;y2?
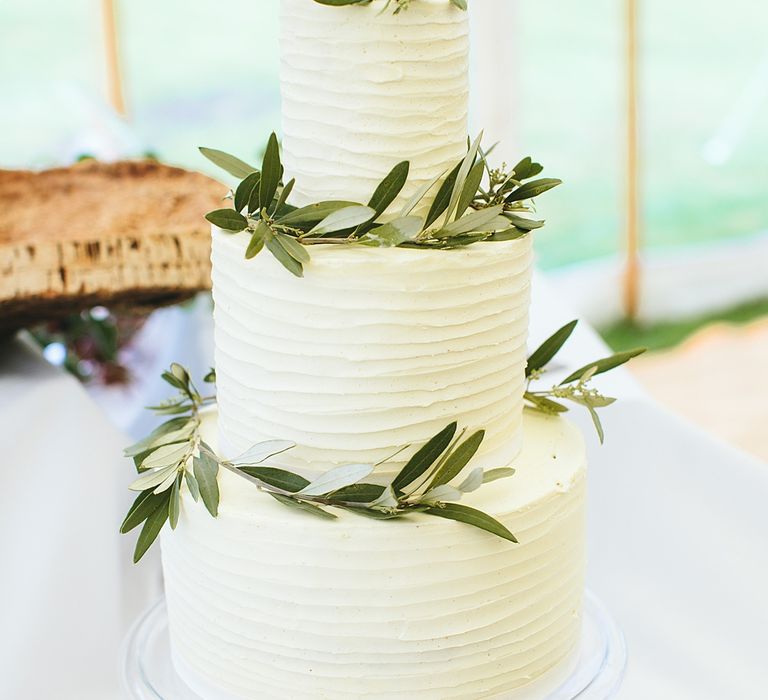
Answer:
280;0;469;213
212;231;533;474
162;410;587;700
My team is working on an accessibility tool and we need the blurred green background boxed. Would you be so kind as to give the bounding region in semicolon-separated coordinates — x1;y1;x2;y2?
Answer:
2;0;767;271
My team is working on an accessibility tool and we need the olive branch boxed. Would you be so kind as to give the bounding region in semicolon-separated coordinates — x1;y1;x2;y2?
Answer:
121;323;642;563
121;368;517;564
524;320;646;442
200;131;560;277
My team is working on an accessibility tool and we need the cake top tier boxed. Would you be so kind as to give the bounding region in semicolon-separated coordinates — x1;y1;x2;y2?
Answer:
279;0;469;214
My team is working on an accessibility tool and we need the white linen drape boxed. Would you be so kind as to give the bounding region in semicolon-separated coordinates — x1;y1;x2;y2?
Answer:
0;335;161;700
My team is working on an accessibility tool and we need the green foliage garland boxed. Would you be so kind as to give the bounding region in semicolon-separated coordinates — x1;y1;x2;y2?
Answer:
121;324;644;562
201;132;561;277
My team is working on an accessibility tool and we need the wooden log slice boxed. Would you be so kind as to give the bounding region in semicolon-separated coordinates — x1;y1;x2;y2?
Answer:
0;159;225;332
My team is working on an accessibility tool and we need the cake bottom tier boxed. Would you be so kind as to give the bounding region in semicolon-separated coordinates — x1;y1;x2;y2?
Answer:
161;410;587;700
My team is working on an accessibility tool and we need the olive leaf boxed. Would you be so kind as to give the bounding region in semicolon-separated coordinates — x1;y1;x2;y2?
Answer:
588;405;605;444
245;221;270;259
230;440;296;466
340;506;405;520
169;473;182;530
234;172;262;213
399;170;445;217
276;201;359;227
503;212;545;231
273;178;295;216
424;503;518;543
524;393;570;414
153;468;180;495
364;216;422;247
238;466;310;493
129;463;178;492
205;209;248;232
275;232;310;263
423;484;463;503
487;228;528;242
443;131;483;226
184;470;200;502
307;205;377;236
121;490;166;534
258;132;282;211
438;205;504;236
194;453;220;517
133;494;171;563
511;156;543;182
458;467;484;493
370;484;399;509
198;147;258;179
429;430;485;489
392;422;457;493
425;162;461;228
506;177;562;203
526;320;579;378
124;417;191;457
266;232;304;277
367;161;410;219
455;160;485;220
297;463;374;497
140;442;189;469
483;467;516;484
328;483;386;504
268;492;337;520
560;348;646;385
146;399;193;416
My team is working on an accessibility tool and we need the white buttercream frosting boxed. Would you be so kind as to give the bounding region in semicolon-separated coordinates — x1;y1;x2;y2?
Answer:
162;409;587;700
280;0;469;213
170;3;591;698
211;230;533;474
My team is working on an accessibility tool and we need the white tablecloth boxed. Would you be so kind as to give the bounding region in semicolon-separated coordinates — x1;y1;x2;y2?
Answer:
1;279;766;699
530;276;768;698
0;335;161;700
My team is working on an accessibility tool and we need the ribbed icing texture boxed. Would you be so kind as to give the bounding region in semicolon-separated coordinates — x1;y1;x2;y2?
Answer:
280;0;469;213
162;410;587;700
211;231;533;474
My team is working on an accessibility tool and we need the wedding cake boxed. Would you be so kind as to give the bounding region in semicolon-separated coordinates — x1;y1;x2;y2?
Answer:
120;1;638;697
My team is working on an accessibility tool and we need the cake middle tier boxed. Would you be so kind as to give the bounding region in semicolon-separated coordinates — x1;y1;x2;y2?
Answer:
279;0;470;213
212;232;533;475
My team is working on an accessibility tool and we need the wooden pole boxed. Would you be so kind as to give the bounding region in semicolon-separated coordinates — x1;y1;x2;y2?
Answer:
101;0;126;116
624;0;641;320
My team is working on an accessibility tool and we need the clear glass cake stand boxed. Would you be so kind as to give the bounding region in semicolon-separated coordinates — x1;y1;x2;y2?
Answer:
122;589;626;700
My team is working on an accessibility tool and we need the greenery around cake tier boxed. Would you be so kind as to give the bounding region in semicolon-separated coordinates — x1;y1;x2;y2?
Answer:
313;0;468;12
121;321;643;563
201;132;561;277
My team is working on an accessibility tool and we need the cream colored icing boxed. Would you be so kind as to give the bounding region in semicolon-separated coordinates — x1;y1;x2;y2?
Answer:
211;230;533;474
171;2;590;698
161;408;587;700
279;0;469;214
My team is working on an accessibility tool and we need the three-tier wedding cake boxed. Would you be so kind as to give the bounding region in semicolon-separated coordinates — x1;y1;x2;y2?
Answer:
134;1;598;698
